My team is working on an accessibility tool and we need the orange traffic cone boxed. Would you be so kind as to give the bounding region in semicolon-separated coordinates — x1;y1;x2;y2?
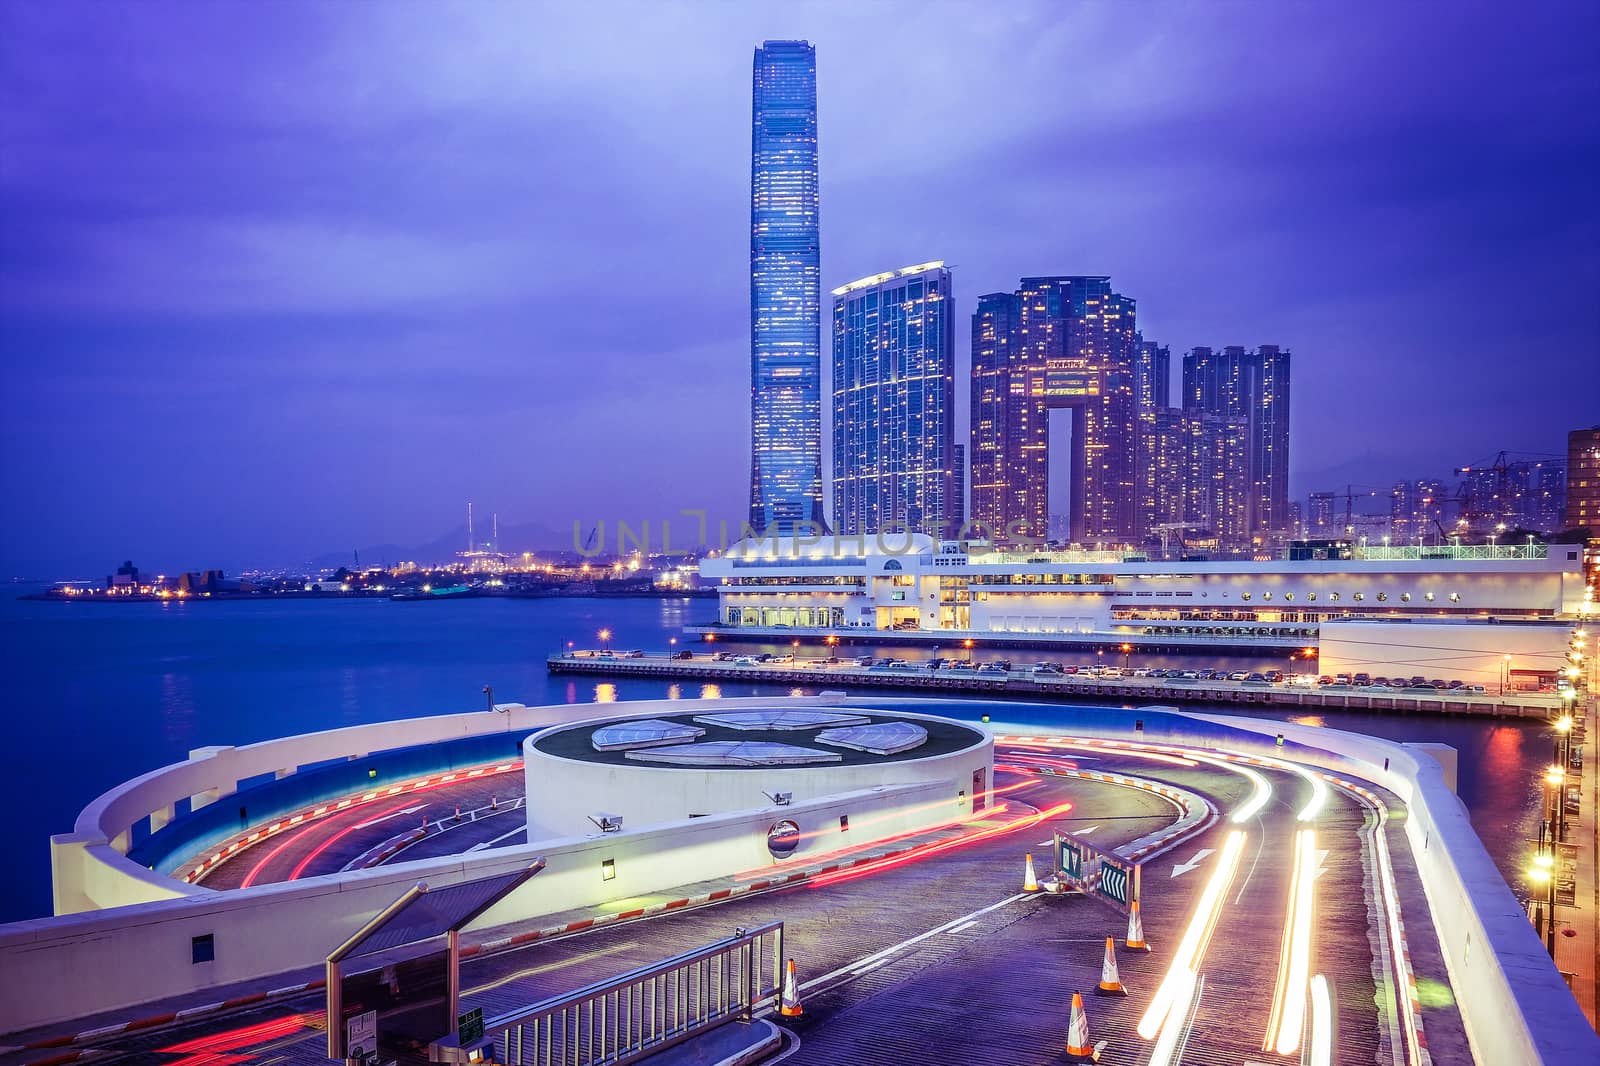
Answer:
1065;991;1096;1061
1024;852;1039;892
1096;936;1127;997
779;958;804;1017
1125;899;1150;951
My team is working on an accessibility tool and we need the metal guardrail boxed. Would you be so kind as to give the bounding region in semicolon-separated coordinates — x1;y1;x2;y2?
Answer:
432;922;784;1065
1354;542;1548;561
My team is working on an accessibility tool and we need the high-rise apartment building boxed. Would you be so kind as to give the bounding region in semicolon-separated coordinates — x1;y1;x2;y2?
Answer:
1568;426;1600;536
1134;337;1170;409
748;40;823;532
830;262;956;537
1135;407;1248;551
1181;345;1292;539
969;276;1137;544
1390;479;1445;543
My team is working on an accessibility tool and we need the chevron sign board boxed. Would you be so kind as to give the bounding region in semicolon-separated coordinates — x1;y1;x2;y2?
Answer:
1099;858;1135;906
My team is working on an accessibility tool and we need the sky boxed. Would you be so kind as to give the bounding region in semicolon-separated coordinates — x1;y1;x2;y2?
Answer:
3;1;1597;576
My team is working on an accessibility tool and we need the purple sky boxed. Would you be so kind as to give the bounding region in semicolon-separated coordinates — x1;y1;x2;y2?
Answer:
3;2;1597;576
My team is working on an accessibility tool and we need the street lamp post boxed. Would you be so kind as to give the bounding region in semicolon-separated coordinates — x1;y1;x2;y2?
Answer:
1547;765;1566;844
1121;643;1132;670
1529;852;1557;958
599;628;612;652
1501;654;1512;696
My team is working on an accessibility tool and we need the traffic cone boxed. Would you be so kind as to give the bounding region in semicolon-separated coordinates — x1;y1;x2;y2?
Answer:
1096;936;1127;997
1065;991;1096;1061
779;958;804;1017
1125;899;1150;951
490;795;498;811
1024;852;1039;892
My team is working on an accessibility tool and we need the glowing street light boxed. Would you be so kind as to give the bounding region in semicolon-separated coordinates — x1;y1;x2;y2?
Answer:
599;628;612;652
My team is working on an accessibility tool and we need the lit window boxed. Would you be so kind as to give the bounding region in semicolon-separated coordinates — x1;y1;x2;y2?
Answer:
1449;592;1460;603
1329;593;1341;602
1283;592;1294;602
1401;592;1411;602
1424;592;1435;602
1354;593;1365;602
1241;592;1252;602
1262;592;1272;601
1307;592;1316;602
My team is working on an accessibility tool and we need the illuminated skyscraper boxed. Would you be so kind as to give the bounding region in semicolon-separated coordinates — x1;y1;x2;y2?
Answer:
1181;344;1292;539
1134;337;1170;409
969;277;1137;544
831;262;956;537
749;41;823;532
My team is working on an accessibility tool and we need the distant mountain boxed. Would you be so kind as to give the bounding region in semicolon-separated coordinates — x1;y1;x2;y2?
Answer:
306;520;576;571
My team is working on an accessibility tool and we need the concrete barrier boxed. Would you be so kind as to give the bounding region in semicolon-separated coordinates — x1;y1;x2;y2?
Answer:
2;777;949;1034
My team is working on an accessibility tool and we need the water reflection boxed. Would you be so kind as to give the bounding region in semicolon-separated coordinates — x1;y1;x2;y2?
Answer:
667;684;682;700
594;683;617;703
700;684;722;700
160;671;195;748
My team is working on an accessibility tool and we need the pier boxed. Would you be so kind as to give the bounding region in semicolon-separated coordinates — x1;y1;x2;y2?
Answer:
546;652;1569;718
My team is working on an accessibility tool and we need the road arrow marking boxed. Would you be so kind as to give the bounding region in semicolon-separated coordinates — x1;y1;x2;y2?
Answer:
1073;825;1100;836
1171;848;1216;878
354;804;428;830
1315;848;1330;880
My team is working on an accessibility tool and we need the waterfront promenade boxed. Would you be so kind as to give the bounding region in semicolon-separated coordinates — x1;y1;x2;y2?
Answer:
548;651;1571;718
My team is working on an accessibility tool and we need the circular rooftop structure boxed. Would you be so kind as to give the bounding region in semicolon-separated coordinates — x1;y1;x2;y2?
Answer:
530;706;982;770
521;699;993;843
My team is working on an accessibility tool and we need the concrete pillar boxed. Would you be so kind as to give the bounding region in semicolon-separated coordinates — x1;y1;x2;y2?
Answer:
187;746;236;811
49;833;97;916
149;803;174;833
110;829;130;855
274;767;294;780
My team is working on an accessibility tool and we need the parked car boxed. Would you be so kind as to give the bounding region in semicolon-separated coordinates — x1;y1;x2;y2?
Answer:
1064;665;1081;675
1228;671;1249;682
1101;667;1123;679
674;649;694;660
1245;672;1267;683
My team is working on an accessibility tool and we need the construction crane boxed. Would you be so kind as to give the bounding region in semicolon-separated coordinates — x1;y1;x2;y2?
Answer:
1310;484;1383;533
1149;522;1204;559
1452;450;1563;532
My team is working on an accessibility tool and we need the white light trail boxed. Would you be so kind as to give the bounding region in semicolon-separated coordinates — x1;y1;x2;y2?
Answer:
1228;761;1274;823
1264;828;1318;1055
1226;748;1330;822
1138;829;1247;1041
1309;974;1333;1066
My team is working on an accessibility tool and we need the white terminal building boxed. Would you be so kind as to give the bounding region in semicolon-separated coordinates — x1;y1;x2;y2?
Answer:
697;535;1591;687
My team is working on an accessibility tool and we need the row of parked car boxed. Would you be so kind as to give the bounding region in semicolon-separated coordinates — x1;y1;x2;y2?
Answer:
704;650;1494;693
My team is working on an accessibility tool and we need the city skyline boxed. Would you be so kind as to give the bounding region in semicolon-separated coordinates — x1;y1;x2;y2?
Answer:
3;3;1597;575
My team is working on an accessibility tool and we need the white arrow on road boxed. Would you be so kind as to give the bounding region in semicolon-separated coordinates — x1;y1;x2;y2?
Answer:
354;804;428;830
1073;825;1100;836
1315;849;1331;880
1170;848;1216;878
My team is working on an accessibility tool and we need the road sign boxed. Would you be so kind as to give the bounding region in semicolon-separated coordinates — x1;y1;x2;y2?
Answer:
1098;857;1136;907
458;1006;484;1047
1058;836;1085;880
346;1009;377;1062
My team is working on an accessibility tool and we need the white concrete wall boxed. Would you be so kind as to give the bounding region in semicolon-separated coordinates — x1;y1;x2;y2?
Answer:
2;777;950;1034
1318;618;1573;687
522;708;992;840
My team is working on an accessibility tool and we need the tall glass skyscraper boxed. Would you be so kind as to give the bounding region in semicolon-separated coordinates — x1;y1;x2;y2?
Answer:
831;262;955;537
749;41;823;533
